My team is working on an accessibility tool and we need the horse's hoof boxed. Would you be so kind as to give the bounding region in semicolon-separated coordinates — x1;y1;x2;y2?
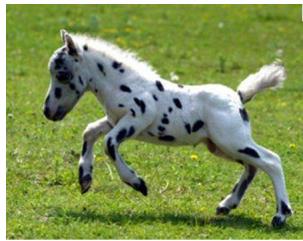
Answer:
80;174;92;194
271;216;285;228
216;206;230;215
125;178;148;196
135;178;148;196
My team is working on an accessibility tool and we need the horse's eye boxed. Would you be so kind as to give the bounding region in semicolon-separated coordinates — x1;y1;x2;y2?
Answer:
56;71;73;84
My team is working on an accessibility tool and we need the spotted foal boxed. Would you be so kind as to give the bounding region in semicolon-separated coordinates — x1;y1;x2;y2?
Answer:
43;30;292;227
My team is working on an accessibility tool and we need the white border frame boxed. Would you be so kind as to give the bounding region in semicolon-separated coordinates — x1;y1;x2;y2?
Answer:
1;2;6;240
3;2;303;241
3;0;303;4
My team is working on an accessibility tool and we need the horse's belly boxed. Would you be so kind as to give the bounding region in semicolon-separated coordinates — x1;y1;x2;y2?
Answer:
135;125;208;146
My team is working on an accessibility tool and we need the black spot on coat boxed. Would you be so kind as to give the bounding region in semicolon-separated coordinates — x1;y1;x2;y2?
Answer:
54;88;62;99
158;126;165;132
168;107;173;113
184;123;191;134
239;108;249;122
130;109;136;117
55;58;64;69
153;95;158;101
192;120;204;132
83;45;88;51
107;137;116;160
155;81;164;91
69;83;76;90
78;76;84;85
55;57;64;66
133;97;146;114
120;85;132;93
116;129;127;143
161;117;169;125
82;141;87;156
112;61;122;69
97;63;106;76
127;126;135;137
56;70;73;82
173;98;182;109
237;165;256;199
238;147;260;158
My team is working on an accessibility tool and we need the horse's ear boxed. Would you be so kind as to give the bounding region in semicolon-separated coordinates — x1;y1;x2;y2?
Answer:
60;29;78;56
60;29;67;43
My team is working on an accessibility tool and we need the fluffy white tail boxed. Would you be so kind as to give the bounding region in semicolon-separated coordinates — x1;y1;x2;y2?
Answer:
237;60;286;103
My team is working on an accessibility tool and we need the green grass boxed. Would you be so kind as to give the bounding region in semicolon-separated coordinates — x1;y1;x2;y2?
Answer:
6;4;303;239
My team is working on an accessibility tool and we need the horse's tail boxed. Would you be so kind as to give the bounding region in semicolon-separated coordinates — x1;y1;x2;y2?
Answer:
237;60;286;104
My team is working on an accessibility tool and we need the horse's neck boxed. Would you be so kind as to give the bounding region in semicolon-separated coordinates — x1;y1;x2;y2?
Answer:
83;51;136;104
81;45;162;107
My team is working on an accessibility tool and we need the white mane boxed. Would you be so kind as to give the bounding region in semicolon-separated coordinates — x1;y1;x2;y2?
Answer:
72;34;161;80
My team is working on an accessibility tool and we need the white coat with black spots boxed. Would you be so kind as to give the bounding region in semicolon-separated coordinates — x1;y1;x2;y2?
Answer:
43;30;292;227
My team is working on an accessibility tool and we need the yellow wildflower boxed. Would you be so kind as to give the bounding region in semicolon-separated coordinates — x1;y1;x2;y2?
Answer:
191;154;198;160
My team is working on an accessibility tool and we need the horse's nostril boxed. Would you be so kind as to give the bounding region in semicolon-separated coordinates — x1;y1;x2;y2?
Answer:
43;106;50;118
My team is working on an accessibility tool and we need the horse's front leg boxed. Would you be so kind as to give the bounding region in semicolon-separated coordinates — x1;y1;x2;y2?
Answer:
79;116;112;194
104;109;155;196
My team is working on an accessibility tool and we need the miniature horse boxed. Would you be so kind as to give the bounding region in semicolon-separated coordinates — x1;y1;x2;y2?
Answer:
43;30;292;227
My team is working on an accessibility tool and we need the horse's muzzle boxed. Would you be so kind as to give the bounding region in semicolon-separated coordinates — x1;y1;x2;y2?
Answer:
43;105;66;121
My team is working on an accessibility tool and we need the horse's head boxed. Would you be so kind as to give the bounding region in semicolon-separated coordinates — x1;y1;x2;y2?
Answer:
43;30;87;121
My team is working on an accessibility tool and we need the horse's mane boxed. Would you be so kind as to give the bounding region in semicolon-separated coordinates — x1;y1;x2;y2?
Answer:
72;34;161;80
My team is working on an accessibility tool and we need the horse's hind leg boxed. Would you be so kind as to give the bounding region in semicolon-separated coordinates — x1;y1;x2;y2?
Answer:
206;139;258;214
207;110;292;227
216;163;257;214
218;142;292;227
79;117;112;193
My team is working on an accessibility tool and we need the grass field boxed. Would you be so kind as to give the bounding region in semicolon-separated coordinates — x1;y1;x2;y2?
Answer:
6;4;303;239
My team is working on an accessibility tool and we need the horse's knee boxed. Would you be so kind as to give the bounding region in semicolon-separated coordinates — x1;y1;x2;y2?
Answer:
263;149;281;163
261;151;283;175
83;123;100;143
271;152;282;166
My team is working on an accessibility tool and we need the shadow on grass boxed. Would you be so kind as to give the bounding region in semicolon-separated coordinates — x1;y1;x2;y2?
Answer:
52;207;300;232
